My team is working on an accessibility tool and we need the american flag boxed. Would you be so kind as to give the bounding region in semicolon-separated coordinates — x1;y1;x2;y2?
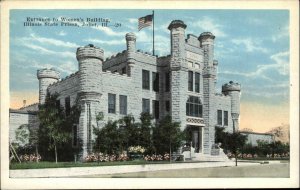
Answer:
138;14;153;31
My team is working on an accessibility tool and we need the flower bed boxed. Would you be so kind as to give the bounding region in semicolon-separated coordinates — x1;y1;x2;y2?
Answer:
85;152;129;162
19;154;42;162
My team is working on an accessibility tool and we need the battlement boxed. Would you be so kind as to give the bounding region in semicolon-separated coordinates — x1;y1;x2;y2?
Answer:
168;20;187;30
222;81;241;92
76;44;104;61
198;32;215;41
203;66;217;77
48;71;79;87
37;68;60;80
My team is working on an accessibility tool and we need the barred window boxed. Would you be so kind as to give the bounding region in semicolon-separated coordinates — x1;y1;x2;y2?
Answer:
165;101;170;112
65;96;71;116
119;95;127;115
217;110;222;125
152;72;159;92
188;71;193;91
195;72;200;93
186;96;202;118
152;100;159;119
142;98;150;113
165;72;170;92
142;70;150;90
224;111;228;126
108;93;116;113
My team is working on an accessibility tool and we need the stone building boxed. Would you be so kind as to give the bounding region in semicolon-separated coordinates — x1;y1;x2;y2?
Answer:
10;20;242;161
240;131;274;146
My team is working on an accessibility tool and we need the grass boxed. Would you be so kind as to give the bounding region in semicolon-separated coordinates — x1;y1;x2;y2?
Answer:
10;160;173;170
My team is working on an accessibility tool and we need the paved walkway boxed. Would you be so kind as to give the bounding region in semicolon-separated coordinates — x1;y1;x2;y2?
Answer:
86;163;289;178
10;160;287;178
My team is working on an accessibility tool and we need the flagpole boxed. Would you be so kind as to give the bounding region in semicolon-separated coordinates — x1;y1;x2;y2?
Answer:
152;10;155;56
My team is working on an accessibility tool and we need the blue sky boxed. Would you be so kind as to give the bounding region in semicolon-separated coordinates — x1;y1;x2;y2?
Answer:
9;9;290;131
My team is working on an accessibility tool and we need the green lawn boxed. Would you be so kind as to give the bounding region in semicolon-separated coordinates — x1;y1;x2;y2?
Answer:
10;160;172;170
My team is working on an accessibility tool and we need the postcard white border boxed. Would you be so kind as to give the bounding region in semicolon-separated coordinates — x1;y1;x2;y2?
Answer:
1;0;299;189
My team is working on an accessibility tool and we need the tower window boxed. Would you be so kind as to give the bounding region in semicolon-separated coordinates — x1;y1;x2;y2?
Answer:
119;95;127;115
108;93;116;113
166;101;170;112
224;111;228;126
142;70;150;90
121;67;126;74
142;98;150;113
165;72;170;92
186;96;202;118
152;100;159;119
152;72;159;92
65;96;71;116
195;72;200;93
217;110;222;125
188;71;193;91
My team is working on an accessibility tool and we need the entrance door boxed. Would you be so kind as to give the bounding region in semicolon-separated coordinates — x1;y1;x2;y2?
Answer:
190;126;202;153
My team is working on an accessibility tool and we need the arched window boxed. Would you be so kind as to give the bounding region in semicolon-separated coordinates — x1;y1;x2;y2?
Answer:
186;96;203;118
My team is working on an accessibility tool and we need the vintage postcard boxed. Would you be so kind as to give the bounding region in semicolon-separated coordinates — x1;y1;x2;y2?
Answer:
1;0;299;189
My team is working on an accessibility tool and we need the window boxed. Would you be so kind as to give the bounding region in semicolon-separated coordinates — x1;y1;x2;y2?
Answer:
121;67;126;74
142;98;150;113
186;96;202;118
152;100;159;119
152;72;159;92
217;110;222;125
188;71;193;91
108;93;116;113
142;70;150;89
119;95;127;115
166;101;170;112
195;63;200;69
195;72;200;93
165;72;170;92
72;124;78;147
65;96;71;116
224;111;228;126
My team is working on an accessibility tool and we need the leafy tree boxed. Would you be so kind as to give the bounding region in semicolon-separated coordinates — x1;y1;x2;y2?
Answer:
152;116;183;155
93;120;122;154
38;93;72;163
138;112;154;154
215;127;247;166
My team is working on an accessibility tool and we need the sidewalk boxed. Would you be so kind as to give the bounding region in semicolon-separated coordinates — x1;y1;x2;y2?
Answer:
9;160;277;178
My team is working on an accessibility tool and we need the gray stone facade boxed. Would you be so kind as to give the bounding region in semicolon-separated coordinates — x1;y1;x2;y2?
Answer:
10;20;241;160
241;132;274;146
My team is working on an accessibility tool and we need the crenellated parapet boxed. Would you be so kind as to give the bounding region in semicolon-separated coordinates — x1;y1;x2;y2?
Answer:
222;81;241;93
76;44;104;61
203;66;217;78
37;68;60;104
37;68;60;80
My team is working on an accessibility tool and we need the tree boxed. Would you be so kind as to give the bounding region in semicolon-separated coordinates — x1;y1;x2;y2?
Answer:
138;112;154;154
38;93;71;163
152;116;183;155
215;127;247;166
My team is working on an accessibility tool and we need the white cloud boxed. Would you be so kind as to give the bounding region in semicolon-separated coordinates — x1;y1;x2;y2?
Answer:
271;24;289;42
29;33;79;48
188;16;227;37
231;38;269;53
57;30;67;36
219;51;289;81
84;38;125;46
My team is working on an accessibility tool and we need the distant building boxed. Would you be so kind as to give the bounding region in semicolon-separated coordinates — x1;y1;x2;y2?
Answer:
10;20;242;161
241;131;274;146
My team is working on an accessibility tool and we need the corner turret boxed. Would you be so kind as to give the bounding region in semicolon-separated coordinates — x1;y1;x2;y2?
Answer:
199;32;215;66
222;81;241;132
125;33;136;76
37;68;60;104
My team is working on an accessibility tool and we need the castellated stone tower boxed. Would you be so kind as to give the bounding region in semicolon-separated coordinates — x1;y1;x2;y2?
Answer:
168;20;187;127
76;44;104;158
222;81;241;132
199;32;217;154
125;32;136;77
37;68;60;104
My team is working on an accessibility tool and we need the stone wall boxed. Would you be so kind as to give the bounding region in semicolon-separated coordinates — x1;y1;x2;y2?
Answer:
9;110;39;144
241;132;274;146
